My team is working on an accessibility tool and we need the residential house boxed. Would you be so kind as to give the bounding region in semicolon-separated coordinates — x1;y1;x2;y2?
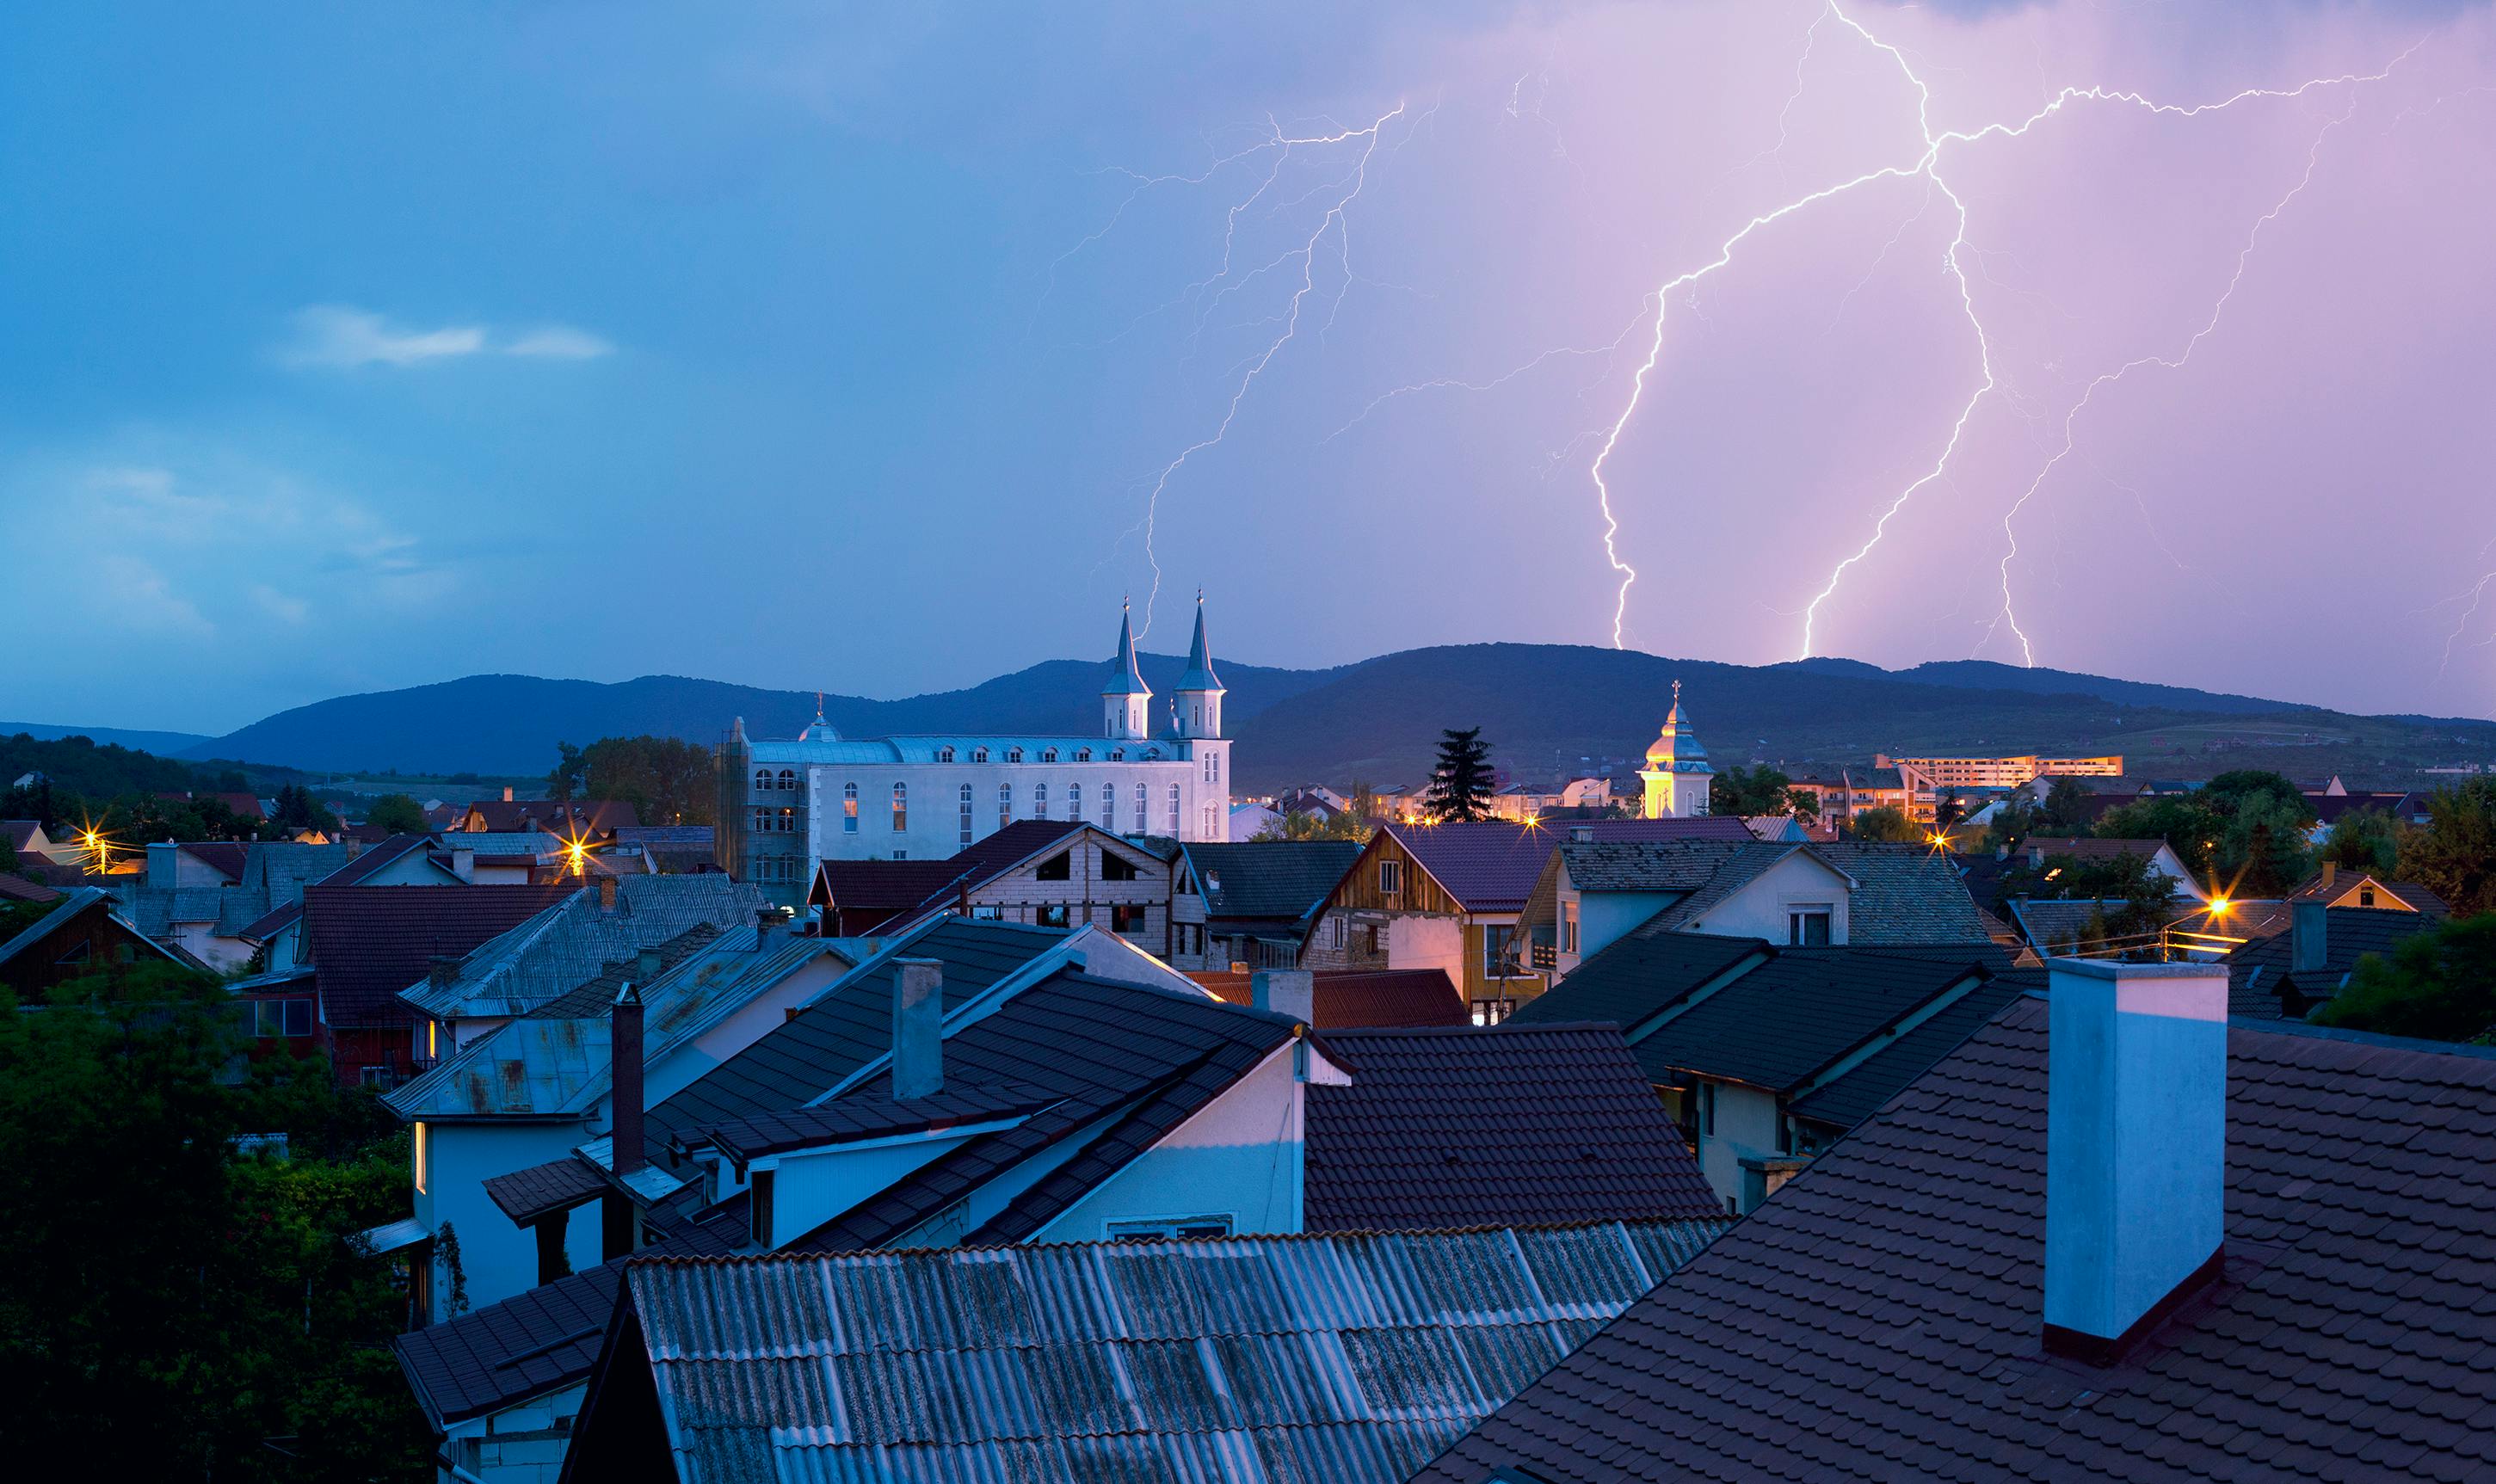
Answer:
434;831;567;884
1513;933;2023;1211
0;873;60;905
1226;799;1281;840
2016;834;2208;900
2285;861;2447;914
1788;764;1933;828
379;921;856;1316
2225;902;2443;1019
234;834;465;975
1190;967;1466;1027
153;789;269;822
459;793;642;841
558;1218;1730;1484
1418;959;2496;1484
609;824;713;874
807;818;1173;948
299;883;578;1087
1169;838;1363;970
0;885;197;996
3;819;56;863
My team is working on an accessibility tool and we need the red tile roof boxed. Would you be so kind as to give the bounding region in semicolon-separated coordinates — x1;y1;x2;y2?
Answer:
304;884;577;1028
1304;1023;1723;1230
0;873;60;903
1191;968;1467;1029
1418;1000;2496;1483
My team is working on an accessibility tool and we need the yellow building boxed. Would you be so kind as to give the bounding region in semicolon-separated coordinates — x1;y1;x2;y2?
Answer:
1879;754;2123;791
1639;680;1714;819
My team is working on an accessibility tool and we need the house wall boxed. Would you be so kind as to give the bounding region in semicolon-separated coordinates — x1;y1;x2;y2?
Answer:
965;835;1174;957
440;1381;588;1484
169;921;256;973
1673;853;1856;944
416;1119;595;1317
1573;886;1677;967
642;954;853;1109
761;1130;983;1247
1456;914;1536;1007
1034;1041;1304;1241
1695;1081;1782;1214
0;902;164;998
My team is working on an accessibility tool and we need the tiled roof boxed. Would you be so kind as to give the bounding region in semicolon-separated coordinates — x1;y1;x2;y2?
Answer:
1555;838;1760;893
598;1220;1728;1483
181;841;249;880
1809;841;1994;944
1416;1000;2496;1484
810;858;978;912
461;798;640;834
304;884;577;1028
482;1153;609;1223
679;1081;1063;1163
0;887;188;972
613;825;712;847
1193;968;1468;1028
437;830;563;859
2285;871;2450;914
1630;948;2000;1092
1384;821;1564;913
1180;839;1363;922
1646;843;1830;933
0;873;59;903
1306;1024;1722;1230
2225;905;2442;1019
1784;968;2039;1129
1507;932;1770;1032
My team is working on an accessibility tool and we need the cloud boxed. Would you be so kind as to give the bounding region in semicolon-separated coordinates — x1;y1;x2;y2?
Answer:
278;305;614;368
96;554;211;635
250;584;311;623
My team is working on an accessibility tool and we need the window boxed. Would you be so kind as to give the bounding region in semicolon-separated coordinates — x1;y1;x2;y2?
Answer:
972;747;990;764
1110;748;1125;761
255;999;311;1038
998;782;1014;829
1378;858;1403;895
1132;783;1146;833
1037;904;1070;928
1106;1215;1234;1241
1037;851;1071;882
1327;917;1345;950
751;805;771;835
1102;850;1137;882
776;807;796;834
1069;783;1083;823
1471;998;1516;1027
1041;748;1058;763
1204;805;1217;837
1364;924;1380;956
1100;785;1117;831
969;904;1003;920
2358;886;2377;907
749;1169;775;1248
1075;748;1093;763
753;767;771;793
1034;783;1049;819
1167;784;1180;835
1204;755;1215;783
359;1065;391;1086
959;784;975;845
1699;1082;1716;1136
891;783;908;832
843;782;859;834
1562;902;1580;954
938;747;956;763
413;1121;428;1192
1142;748;1161;760
777;768;796;791
1008;747;1025;764
1111;902;1144;933
1787;908;1833;946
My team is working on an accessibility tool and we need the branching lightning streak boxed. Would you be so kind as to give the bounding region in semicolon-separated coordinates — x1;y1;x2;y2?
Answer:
1562;0;2416;657
1126;102;1408;637
2436;535;2496;678
1981;94;2364;665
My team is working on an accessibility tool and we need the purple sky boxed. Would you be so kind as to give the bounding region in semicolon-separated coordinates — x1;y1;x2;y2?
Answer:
5;0;2493;733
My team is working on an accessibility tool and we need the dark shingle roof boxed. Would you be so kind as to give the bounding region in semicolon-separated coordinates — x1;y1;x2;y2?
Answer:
1415;1000;2496;1484
681;1081;1062;1163
1630;948;1997;1092
810;858;980;914
1192;968;1468;1028
1810;842;1994;944
304;884;576;1027
2284;871;2449;914
2224;905;2442;1019
1555;838;1758;893
1180;839;1363;922
1305;1024;1721;1230
1507;932;1770;1033
1785;969;2040;1129
482;1154;609;1223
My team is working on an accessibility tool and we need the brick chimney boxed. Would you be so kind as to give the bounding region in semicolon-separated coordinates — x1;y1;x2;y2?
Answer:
2290;902;2327;976
1252;968;1316;1025
610;982;645;1179
598;874;619;912
2316;860;2338;891
502;785;515;803
2044;958;2228;1360
891;958;943;1099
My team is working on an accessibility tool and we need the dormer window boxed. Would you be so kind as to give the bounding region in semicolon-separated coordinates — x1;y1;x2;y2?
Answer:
1008;747;1025;764
938;747;956;763
1109;748;1125;761
1041;748;1059;763
973;747;990;764
1142;748;1161;760
1075;748;1093;762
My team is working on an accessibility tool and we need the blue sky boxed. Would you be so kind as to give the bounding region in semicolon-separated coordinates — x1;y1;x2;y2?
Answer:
6;2;2493;735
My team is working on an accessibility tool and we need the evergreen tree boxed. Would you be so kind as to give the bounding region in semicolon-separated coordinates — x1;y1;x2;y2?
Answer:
1425;728;1495;822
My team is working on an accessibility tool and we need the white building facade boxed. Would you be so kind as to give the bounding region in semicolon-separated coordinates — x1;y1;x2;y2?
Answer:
738;602;1233;900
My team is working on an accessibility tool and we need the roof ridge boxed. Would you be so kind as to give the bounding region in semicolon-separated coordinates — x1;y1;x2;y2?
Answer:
625;1212;1733;1264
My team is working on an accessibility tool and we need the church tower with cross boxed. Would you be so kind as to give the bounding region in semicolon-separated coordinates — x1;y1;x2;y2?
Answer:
1638;679;1714;819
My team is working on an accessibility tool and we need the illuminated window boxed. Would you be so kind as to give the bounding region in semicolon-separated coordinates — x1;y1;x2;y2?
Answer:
891;783;907;833
842;782;859;834
413;1122;428;1195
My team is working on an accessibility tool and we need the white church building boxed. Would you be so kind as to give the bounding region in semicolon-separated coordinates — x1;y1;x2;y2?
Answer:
730;601;1234;901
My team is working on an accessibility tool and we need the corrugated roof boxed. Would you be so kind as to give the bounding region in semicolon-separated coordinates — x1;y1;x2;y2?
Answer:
397;874;766;1020
1417;1001;2496;1484
1306;1025;1722;1229
603;1219;1729;1483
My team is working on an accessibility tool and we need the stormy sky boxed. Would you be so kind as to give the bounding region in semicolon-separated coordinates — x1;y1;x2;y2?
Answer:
4;0;2492;734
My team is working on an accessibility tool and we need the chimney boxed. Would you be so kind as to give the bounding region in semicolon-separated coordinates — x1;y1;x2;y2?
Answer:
2316;860;2337;891
611;983;646;1179
451;847;476;882
755;908;780;952
147;841;179;890
891;958;943;1100
1251;968;1316;1025
502;785;515;803
2290;902;2327;976
638;947;662;981
2044;958;2228;1360
598;875;619;911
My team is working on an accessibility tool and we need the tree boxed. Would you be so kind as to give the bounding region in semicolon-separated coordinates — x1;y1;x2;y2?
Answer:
1709;766;1787;818
2321;807;2404;876
2095;796;2224;878
2036;779;2096;834
365;794;427;834
1933;786;1964;832
1984;795;2038;853
548;736;717;826
267;784;333;834
1848;805;1920;843
2310;914;2496;1043
2399;779;2496;918
1424;729;1495;823
2218;791;2316;897
2004;848;2178;940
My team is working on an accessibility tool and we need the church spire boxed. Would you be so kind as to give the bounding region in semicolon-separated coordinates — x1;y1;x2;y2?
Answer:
1174;590;1226;741
1176;590;1223;695
1101;599;1152;741
1101;599;1150;698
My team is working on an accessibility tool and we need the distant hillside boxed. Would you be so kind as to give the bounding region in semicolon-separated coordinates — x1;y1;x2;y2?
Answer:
2;721;214;754
160;645;2496;791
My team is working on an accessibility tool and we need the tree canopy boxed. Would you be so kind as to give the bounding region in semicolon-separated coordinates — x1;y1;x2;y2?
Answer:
2310;914;2496;1044
2094;769;2314;896
548;736;715;825
2398;779;2496;918
364;794;427;834
1710;765;1817;821
1847;805;1920;844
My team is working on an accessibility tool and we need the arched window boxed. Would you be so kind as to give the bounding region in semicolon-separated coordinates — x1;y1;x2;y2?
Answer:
777;768;796;791
778;807;797;834
1069;783;1083;823
1034;783;1050;819
891;783;907;832
1167;785;1180;835
754;768;771;793
842;781;859;834
1041;748;1059;763
751;805;771;834
1133;782;1147;833
1075;748;1093;763
1007;747;1025;764
972;747;990;764
938;746;956;763
1100;784;1116;831
998;783;1013;830
959;784;974;845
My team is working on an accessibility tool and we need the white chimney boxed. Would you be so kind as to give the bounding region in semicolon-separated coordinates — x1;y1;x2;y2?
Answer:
891;958;943;1099
451;847;476;883
2044;958;2228;1358
1251;969;1315;1025
2290;902;2327;976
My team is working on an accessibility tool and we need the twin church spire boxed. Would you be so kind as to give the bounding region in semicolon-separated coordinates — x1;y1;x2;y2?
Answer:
1102;594;1223;742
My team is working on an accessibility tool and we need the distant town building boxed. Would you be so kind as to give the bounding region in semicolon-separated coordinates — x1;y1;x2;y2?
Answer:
1878;752;2123;791
726;600;1232;902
